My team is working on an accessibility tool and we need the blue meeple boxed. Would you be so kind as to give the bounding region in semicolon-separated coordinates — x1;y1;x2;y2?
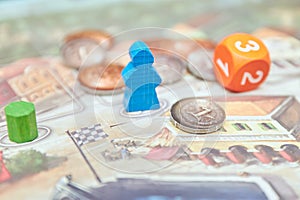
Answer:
121;41;161;112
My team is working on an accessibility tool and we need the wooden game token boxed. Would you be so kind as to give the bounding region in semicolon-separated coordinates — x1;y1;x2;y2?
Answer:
5;101;38;143
78;63;125;95
152;51;187;85
170;97;225;134
61;30;113;69
122;41;161;112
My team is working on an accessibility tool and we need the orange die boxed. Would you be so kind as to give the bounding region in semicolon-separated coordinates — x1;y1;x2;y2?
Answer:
213;33;270;92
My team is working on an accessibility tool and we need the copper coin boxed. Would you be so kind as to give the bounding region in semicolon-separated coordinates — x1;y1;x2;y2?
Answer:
61;38;107;69
78;63;125;95
63;30;113;49
252;27;293;38
61;30;113;69
145;38;215;58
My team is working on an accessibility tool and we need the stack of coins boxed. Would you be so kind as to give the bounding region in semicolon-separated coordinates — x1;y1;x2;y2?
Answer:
170;97;226;134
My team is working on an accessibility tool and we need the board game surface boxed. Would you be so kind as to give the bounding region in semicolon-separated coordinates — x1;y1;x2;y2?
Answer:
1;1;300;200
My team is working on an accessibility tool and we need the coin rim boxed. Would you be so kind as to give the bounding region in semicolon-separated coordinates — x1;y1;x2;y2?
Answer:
79;83;124;95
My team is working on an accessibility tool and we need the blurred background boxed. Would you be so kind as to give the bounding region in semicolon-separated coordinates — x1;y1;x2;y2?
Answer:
0;0;299;63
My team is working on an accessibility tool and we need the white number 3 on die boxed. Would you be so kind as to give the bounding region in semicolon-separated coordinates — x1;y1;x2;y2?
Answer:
235;40;260;53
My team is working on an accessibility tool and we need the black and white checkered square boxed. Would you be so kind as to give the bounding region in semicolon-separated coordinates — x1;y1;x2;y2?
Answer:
70;123;108;146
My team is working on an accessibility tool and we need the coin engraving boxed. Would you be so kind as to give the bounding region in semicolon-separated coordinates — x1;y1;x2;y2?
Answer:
188;106;214;123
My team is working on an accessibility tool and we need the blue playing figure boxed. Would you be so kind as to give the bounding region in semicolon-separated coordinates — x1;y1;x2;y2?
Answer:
121;41;162;112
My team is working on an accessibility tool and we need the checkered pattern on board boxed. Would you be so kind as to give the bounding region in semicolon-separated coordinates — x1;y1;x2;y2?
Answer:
70;123;108;146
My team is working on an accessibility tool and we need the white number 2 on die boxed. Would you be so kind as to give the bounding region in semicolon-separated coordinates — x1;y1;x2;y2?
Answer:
241;71;264;85
216;58;229;77
235;40;260;53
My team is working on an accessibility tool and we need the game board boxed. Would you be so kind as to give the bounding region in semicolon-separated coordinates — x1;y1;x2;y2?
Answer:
0;58;83;127
0;1;300;200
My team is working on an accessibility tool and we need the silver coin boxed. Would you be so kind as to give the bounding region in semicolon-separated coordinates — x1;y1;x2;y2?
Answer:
61;38;106;69
170;97;226;134
153;52;187;85
187;49;216;81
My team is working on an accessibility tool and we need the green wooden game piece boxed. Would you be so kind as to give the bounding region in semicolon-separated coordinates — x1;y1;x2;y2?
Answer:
5;101;38;143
